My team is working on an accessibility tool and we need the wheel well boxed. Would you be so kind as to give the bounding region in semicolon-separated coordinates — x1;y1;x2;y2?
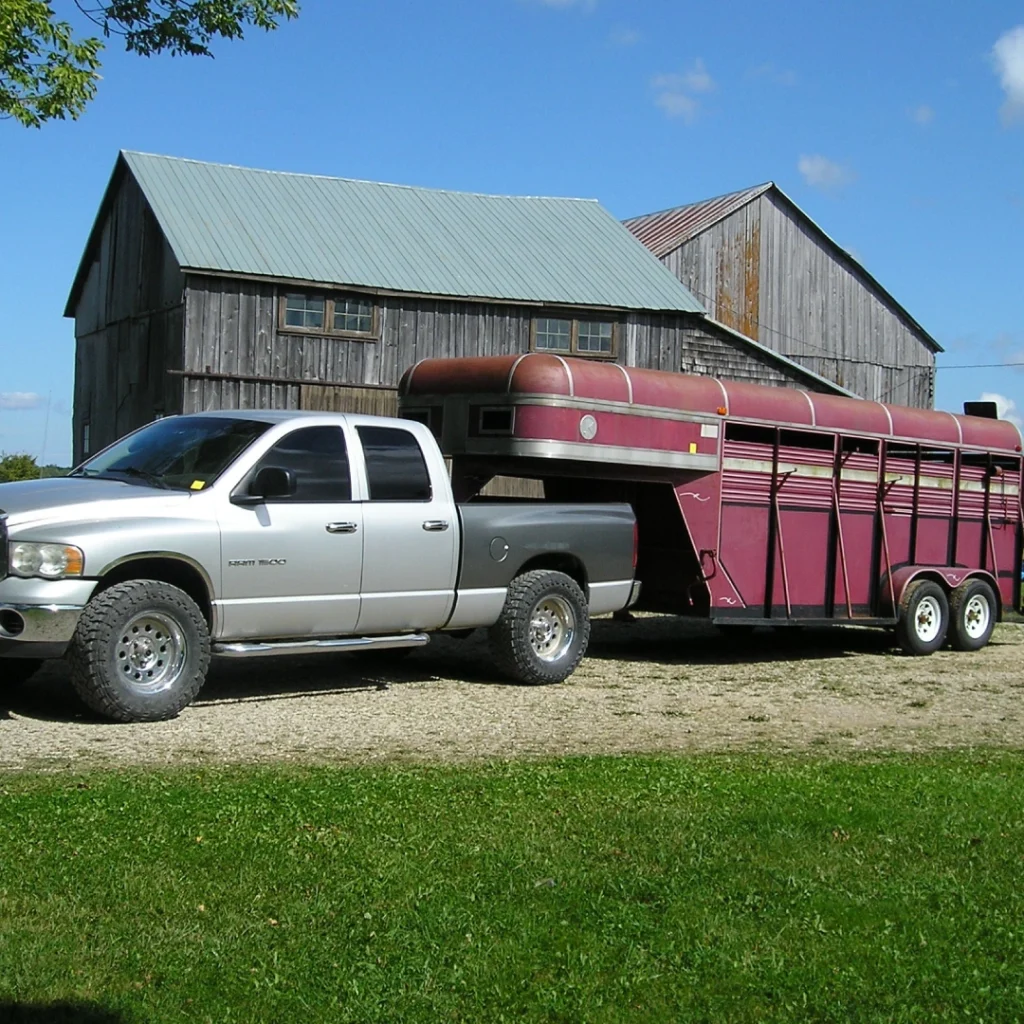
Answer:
897;569;1003;618
516;554;588;594
95;558;213;626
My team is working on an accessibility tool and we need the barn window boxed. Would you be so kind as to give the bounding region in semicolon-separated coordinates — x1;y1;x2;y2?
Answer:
279;290;379;338
333;295;374;334
531;316;617;358
284;293;325;330
535;318;572;352
577;321;614;354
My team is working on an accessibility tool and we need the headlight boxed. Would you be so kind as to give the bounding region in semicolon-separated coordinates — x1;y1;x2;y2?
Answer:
9;542;85;580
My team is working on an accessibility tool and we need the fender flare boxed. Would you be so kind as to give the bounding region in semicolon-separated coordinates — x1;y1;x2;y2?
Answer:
881;565;1001;619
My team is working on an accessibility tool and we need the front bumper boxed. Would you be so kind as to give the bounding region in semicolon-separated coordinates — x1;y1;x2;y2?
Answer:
0;577;97;657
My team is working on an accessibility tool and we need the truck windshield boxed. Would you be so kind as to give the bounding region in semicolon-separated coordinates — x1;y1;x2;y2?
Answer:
71;417;270;492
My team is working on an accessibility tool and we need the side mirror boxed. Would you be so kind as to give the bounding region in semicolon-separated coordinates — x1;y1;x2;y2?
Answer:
232;466;296;505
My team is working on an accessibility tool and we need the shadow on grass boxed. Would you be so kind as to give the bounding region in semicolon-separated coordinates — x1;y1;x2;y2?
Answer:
0;1002;130;1023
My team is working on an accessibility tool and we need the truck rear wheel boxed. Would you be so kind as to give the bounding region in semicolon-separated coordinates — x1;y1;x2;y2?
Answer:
3;659;43;685
948;579;997;652
895;580;948;656
67;580;211;722
488;570;590;685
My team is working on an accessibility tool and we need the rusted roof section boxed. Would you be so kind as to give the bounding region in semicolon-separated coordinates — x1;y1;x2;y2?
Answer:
623;183;773;258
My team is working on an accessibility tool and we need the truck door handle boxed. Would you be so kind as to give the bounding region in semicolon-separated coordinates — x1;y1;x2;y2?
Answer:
422;520;450;532
326;521;358;534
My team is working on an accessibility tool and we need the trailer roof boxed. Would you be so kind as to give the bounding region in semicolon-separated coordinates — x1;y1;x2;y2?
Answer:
401;354;1023;453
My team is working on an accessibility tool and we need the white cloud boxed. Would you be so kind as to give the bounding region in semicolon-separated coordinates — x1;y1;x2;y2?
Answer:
993;25;1024;124
651;61;714;123
682;58;715;94
980;391;1023;428
749;63;798;87
609;25;640;46
0;393;44;411
797;154;856;192
910;104;935;125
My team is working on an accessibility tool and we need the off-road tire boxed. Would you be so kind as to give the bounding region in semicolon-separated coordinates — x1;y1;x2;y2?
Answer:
895;580;949;656
3;659;43;686
67;580;210;722
948;578;997;652
488;570;590;685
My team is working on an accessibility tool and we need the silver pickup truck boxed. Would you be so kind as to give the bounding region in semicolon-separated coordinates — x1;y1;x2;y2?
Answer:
0;412;637;722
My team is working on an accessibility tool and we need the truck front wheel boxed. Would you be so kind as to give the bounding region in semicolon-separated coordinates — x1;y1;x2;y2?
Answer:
488;570;590;685
67;580;211;722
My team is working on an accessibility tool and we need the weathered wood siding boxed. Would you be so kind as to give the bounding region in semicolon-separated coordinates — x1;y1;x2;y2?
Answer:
72;173;184;462
180;276;828;418
661;192;936;408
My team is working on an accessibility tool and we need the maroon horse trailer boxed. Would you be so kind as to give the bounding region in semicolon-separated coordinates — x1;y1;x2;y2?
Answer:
400;353;1023;656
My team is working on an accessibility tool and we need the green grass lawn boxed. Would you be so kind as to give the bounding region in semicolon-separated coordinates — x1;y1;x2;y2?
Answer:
2;754;1023;1023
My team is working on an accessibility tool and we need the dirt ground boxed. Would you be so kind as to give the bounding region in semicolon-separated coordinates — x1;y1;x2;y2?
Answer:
2;616;1023;771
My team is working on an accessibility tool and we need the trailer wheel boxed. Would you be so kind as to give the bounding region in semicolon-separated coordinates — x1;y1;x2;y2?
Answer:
3;659;43;685
67;580;211;722
895;580;949;656
948;579;997;652
488;570;590;685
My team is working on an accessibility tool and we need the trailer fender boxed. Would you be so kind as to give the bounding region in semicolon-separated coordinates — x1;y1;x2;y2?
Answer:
881;566;1002;619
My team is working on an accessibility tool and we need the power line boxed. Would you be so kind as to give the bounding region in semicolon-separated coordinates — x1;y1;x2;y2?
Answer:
935;361;1024;369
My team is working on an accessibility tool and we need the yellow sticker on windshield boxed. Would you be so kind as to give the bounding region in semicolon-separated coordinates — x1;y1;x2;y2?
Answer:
190;480;206;491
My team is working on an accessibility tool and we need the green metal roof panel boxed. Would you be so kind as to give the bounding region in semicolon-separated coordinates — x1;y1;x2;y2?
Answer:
118;151;705;313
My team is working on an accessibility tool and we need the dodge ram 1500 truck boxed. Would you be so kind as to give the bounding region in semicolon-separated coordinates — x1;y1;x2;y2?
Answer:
0;411;638;722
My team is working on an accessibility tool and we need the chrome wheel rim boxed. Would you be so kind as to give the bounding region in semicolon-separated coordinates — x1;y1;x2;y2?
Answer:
963;593;991;639
114;612;187;694
529;595;576;663
914;595;943;644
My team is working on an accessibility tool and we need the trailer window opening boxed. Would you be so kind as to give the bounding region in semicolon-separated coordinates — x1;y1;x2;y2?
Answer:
841;436;879;456
724;423;774;445
886;440;918;460
919;448;954;465
779;429;835;453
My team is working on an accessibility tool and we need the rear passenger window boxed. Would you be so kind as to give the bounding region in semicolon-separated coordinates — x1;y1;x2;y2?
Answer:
255;426;351;502
357;426;432;501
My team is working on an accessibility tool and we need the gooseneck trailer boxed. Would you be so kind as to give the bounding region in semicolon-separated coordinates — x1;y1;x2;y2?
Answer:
400;354;1023;655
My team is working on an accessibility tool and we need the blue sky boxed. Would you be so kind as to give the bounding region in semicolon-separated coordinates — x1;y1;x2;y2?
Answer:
1;0;1022;465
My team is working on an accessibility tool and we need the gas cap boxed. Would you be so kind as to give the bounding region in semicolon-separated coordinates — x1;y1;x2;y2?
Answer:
489;537;510;562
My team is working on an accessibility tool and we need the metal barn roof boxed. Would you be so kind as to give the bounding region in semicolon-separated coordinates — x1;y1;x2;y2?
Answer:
67;151;706;315
623;182;941;353
623;183;773;258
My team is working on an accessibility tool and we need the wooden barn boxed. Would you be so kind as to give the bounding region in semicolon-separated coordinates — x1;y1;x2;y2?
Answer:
624;183;941;409
66;153;855;464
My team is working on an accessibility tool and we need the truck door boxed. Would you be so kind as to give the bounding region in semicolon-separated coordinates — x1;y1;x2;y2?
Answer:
354;424;458;633
217;425;363;640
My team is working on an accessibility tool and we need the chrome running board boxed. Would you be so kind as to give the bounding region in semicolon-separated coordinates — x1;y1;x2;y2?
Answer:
212;633;430;658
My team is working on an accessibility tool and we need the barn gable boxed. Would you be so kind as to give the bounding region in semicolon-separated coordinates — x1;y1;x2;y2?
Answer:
625;183;939;407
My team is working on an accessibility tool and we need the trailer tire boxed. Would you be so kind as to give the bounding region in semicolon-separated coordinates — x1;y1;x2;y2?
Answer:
67;580;210;722
895;580;949;656
3;659;43;686
488;570;590;685
948;579;997;652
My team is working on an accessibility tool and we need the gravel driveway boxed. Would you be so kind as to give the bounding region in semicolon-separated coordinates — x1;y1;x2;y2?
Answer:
3;617;1023;771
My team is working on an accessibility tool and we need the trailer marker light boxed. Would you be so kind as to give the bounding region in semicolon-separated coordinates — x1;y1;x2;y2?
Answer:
717;406;728;415
689;442;698;454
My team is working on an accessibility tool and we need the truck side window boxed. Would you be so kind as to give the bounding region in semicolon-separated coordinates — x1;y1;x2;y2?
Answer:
357;426;432;502
255;426;351;502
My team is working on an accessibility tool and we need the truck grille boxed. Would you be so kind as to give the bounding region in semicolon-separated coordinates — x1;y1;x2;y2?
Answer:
0;514;7;580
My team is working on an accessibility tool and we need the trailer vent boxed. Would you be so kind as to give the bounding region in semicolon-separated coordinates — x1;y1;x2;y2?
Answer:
963;401;998;420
